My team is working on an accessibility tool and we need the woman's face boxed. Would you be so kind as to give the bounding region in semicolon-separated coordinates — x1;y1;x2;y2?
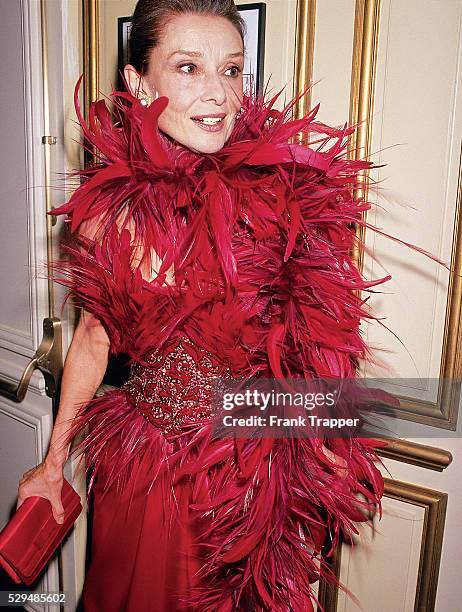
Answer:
125;13;244;154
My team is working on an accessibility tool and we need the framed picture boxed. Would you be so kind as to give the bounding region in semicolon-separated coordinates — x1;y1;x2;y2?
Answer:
116;4;266;96
237;3;266;97
117;16;132;90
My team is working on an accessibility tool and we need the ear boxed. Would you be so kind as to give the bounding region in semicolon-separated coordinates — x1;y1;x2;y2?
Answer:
123;64;155;98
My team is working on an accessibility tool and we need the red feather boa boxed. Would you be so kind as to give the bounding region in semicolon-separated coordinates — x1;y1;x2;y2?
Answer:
47;75;436;611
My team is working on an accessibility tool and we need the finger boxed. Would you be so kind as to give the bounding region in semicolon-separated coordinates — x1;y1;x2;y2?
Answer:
53;510;65;525
50;499;65;524
50;496;65;524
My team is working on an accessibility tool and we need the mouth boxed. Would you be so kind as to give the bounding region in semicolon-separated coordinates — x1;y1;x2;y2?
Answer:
190;113;227;133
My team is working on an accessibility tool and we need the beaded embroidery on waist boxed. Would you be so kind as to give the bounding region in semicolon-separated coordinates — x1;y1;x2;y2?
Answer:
121;335;233;434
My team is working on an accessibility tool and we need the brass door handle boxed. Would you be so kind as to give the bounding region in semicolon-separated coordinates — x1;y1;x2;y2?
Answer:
0;317;62;402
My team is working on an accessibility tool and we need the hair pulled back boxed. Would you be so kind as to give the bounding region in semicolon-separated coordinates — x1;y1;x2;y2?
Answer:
129;0;246;75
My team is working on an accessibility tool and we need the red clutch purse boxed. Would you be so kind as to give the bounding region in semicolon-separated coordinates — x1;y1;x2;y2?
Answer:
0;478;82;585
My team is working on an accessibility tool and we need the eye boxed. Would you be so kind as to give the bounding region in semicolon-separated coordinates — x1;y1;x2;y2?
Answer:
178;63;197;74
225;65;242;77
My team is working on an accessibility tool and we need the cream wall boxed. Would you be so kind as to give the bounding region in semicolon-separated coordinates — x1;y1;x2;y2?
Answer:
99;0;136;94
62;0;83;171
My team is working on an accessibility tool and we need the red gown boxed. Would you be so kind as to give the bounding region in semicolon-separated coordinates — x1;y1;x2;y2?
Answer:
47;75;439;611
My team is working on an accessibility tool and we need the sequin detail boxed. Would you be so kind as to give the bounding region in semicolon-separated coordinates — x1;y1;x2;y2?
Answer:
122;335;233;434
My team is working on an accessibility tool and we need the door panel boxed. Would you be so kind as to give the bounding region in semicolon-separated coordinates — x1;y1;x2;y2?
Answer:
0;1;84;609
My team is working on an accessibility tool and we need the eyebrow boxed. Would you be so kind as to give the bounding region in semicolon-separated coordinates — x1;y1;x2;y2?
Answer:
168;50;244;60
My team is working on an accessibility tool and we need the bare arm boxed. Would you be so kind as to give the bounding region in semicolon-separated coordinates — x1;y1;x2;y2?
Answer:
46;215;113;467
17;309;110;523
46;308;110;466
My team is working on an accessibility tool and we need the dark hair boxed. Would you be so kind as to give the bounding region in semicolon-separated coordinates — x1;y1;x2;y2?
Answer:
129;0;246;75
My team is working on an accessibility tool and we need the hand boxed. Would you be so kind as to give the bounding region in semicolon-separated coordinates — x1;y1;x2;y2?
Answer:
17;460;65;524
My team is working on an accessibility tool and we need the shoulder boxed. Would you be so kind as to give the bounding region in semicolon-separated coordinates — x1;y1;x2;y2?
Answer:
74;206;133;243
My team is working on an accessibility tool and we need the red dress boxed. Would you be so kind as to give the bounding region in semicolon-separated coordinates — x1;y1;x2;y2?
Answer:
80;336;255;612
46;75;429;611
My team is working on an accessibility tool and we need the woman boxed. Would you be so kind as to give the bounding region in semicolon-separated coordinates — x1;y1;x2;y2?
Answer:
16;1;415;610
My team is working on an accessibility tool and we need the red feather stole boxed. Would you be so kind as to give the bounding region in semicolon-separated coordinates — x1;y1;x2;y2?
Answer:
49;75;398;380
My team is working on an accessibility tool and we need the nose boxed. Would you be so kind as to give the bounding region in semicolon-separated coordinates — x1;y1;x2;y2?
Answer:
201;73;226;106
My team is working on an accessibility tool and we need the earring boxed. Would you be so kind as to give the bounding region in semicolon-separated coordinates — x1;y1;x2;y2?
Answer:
139;90;153;106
